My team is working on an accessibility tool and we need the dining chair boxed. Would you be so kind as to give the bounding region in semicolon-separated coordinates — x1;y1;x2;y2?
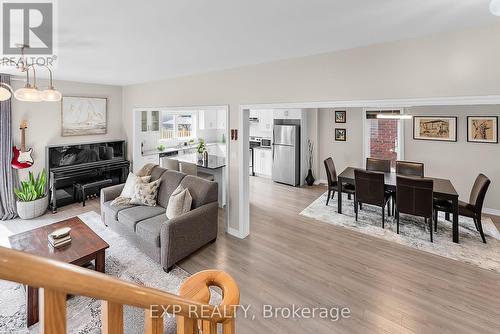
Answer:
179;162;215;181
161;157;180;171
434;174;491;243
354;169;391;227
396;161;424;177
396;176;434;242
366;158;391;172
323;157;355;206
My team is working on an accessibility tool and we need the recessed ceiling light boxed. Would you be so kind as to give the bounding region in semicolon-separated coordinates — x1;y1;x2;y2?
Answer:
490;0;500;16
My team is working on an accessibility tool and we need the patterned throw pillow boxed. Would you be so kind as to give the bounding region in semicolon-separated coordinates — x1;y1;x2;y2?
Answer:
130;179;161;206
166;185;192;219
120;173;151;198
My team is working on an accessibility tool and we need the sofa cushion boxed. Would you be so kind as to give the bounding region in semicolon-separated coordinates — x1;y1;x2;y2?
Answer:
135;215;166;247
117;206;166;232
150;166;167;181
102;200;134;220
180;175;218;209
156;170;186;208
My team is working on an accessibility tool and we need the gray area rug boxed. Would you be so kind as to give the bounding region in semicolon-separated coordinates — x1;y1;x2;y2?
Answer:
0;211;214;334
301;192;500;273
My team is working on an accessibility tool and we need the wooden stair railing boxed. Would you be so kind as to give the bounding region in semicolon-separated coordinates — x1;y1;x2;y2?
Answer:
0;246;240;334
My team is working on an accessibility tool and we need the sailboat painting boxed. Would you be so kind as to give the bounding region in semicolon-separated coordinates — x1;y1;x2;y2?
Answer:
62;97;107;136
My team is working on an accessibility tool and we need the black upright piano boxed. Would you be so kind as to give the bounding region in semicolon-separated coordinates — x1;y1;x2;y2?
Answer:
47;140;129;212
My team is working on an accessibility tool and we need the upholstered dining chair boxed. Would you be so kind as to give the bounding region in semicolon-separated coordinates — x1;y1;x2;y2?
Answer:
366;158;391;172
323;157;355;206
354;169;391;227
161;157;180;171
396;176;434;242
434;174;491;243
179;162;215;181
396;161;424;177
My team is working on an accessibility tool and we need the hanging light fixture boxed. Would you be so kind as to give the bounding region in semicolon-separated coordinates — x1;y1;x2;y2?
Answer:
0;82;13;101
376;110;412;120
14;66;43;102
40;66;62;102
490;0;500;16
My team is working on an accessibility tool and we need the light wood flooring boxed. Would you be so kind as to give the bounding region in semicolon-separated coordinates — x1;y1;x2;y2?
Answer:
2;178;500;333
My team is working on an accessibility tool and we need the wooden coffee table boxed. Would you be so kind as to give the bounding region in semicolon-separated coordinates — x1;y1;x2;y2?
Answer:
8;217;109;327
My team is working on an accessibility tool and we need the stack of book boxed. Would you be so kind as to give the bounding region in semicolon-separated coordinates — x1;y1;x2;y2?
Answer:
48;227;72;248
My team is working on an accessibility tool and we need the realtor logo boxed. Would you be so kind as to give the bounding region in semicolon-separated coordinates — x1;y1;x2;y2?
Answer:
2;1;53;55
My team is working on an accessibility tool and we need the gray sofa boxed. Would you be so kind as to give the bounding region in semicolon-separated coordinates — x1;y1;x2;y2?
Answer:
100;166;218;271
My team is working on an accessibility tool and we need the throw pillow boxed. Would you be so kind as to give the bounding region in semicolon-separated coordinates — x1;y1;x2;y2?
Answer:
166;185;192;219
130;179;161;206
120;173;151;198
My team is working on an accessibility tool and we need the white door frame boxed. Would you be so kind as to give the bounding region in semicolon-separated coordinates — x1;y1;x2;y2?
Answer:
237;95;500;239
133;104;231;232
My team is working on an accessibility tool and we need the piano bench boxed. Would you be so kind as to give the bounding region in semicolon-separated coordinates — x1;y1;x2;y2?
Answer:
73;179;113;207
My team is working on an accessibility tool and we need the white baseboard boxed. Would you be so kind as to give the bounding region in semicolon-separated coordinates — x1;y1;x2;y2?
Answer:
315;179;327;185
483;208;500;217
227;226;248;239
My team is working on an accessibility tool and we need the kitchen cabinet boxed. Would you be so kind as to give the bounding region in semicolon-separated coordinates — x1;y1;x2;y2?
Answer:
258;110;273;132
273;109;302;120
253;148;272;177
140;110;160;132
217;109;226;129
200;110;226;130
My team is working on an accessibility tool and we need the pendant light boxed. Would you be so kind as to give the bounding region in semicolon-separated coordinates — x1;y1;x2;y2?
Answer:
376;110;412;120
0;83;13;101
40;66;62;102
14;66;42;102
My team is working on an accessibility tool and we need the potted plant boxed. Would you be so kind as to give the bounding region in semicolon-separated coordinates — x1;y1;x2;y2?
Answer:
305;140;315;186
196;138;206;161
14;169;48;219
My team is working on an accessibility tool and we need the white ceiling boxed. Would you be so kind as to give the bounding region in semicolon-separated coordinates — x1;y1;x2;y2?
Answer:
4;0;498;86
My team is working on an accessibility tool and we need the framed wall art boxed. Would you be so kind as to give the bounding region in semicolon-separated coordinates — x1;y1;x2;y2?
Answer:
62;96;107;136
335;110;346;123
467;116;498;143
335;128;346;141
413;116;457;142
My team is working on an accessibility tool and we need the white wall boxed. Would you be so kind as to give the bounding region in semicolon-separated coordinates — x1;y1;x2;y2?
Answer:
11;77;124;180
122;23;500;234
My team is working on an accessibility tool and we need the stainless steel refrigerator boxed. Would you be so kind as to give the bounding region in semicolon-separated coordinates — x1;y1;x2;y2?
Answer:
272;125;300;186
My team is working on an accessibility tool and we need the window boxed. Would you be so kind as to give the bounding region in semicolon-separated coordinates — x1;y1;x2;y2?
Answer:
160;112;195;140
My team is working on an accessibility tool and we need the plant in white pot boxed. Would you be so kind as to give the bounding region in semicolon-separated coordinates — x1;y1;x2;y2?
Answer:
14;169;48;219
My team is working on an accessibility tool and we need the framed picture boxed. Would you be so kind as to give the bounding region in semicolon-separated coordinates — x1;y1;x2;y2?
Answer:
335;110;346;123
335;128;346;141
413;116;457;142
467;116;498;143
62;96;107;136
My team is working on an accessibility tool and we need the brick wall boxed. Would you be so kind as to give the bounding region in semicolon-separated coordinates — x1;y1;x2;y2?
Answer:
369;119;398;166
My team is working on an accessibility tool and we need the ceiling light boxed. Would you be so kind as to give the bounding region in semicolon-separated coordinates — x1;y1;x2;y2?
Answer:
491;0;500;16
0;83;12;101
14;84;43;102
41;86;62;102
376;113;412;120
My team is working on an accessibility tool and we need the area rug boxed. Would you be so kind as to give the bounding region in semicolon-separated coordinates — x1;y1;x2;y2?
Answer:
0;211;217;334
300;192;500;273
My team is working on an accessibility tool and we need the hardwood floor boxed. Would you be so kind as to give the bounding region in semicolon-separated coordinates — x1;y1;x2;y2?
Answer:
2;179;499;333
180;176;500;333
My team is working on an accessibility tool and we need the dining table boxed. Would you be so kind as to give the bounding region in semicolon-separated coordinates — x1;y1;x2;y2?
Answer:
337;167;461;243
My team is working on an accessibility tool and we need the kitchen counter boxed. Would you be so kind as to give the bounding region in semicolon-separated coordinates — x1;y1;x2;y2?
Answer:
142;144;197;157
169;153;226;170
253;146;272;150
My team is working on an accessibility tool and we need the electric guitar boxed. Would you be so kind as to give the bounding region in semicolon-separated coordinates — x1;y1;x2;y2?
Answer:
11;120;34;169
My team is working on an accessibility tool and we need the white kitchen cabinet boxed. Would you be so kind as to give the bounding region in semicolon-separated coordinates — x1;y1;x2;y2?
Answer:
253;148;272;177
258;110;273;132
217;109;226;129
199;110;218;130
140;110;160;133
273;109;302;120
